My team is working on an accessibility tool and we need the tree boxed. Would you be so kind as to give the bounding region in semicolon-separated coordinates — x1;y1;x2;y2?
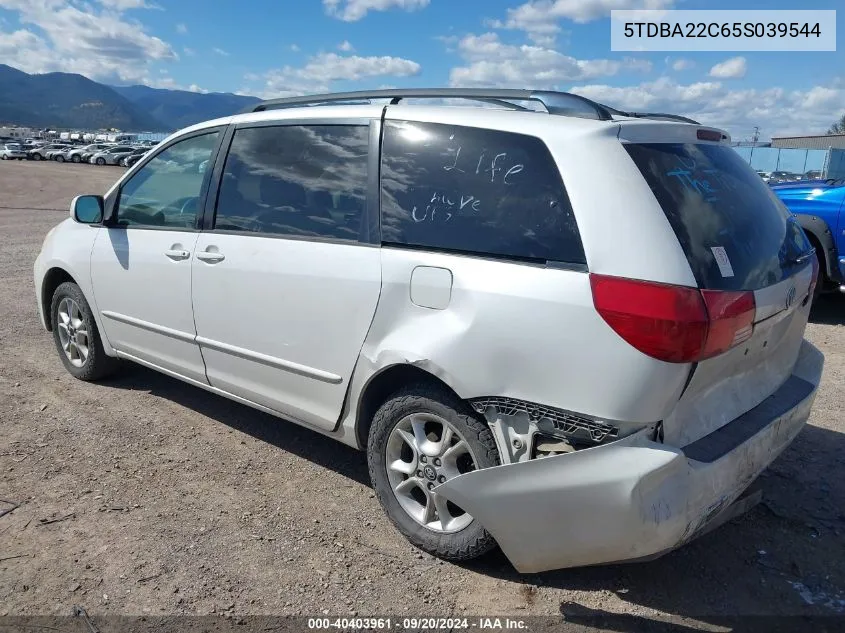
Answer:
828;114;845;134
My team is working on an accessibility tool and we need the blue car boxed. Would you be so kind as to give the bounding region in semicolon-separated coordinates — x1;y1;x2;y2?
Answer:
772;179;845;298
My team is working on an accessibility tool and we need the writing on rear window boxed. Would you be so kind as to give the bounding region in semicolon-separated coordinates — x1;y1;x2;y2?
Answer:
380;121;586;265
625;142;812;291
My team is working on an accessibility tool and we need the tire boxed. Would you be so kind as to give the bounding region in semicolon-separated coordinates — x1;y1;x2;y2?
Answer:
96;157;106;166
50;282;120;381
71;155;81;163
56;155;65;162
32;153;42;161
367;383;500;561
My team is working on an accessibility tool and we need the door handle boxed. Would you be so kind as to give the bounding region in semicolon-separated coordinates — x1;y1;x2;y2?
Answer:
164;249;190;261
196;250;225;263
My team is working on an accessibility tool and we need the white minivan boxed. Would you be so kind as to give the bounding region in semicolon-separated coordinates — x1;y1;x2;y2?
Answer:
34;89;824;573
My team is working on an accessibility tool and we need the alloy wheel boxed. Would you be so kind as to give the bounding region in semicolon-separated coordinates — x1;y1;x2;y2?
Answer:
385;412;478;533
56;297;89;368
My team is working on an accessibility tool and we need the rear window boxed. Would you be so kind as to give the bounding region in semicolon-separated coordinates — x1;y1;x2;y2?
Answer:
380;121;586;266
625;143;812;291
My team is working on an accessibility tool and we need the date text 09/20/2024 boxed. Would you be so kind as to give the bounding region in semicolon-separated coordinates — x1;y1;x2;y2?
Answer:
307;617;528;630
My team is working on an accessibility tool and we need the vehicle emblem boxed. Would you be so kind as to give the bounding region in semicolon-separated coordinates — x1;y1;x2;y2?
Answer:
785;286;796;309
423;465;437;481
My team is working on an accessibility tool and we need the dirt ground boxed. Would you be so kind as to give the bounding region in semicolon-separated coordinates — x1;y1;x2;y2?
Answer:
1;161;844;629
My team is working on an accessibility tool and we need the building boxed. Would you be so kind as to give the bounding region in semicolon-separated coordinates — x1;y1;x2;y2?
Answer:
771;134;845;150
0;126;38;139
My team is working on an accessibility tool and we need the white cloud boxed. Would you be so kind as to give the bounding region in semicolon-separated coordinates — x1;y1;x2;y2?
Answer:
448;32;651;87
176;23;187;34
290;43;300;52
668;57;694;71
338;40;355;52
146;75;208;93
570;77;845;138
488;0;675;42
212;47;230;56
795;86;841;110
709;56;747;79
0;0;175;82
183;46;195;56
96;0;156;9
245;52;421;98
296;52;419;82
323;0;429;22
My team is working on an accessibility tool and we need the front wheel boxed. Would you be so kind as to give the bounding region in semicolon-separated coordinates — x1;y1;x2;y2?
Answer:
32;153;42;161
95;157;106;165
367;383;500;561
50;282;120;381
56;155;65;162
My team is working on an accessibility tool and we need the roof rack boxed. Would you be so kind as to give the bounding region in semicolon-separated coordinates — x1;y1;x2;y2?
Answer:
246;88;616;121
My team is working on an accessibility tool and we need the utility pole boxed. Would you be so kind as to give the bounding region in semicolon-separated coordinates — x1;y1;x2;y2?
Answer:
752;126;760;144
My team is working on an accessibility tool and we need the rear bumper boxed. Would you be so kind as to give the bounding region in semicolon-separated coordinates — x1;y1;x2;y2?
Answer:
435;340;824;573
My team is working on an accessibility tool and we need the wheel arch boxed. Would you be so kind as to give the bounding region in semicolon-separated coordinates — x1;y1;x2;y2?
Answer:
41;267;78;331
353;363;465;451
796;214;839;283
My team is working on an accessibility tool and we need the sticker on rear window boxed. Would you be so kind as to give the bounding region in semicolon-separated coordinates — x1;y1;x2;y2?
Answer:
711;246;735;278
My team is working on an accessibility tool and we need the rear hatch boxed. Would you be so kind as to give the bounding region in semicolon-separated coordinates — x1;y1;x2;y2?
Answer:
623;135;817;446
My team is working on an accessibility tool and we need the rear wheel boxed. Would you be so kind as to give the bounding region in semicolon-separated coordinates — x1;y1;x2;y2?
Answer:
71;155;81;163
95;157;106;166
32;153;42;161
368;383;499;561
50;282;120;381
56;155;65;163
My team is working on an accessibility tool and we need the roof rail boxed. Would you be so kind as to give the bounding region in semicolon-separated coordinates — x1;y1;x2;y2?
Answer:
245;88;616;121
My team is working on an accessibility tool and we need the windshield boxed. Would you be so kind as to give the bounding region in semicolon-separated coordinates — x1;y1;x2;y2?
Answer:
625;142;812;291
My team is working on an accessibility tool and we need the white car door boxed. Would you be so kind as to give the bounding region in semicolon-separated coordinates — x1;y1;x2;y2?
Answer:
90;128;224;383
191;120;382;430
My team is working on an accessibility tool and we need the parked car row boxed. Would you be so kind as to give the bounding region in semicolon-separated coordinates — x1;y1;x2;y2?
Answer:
0;142;28;160
757;170;824;184
1;139;158;167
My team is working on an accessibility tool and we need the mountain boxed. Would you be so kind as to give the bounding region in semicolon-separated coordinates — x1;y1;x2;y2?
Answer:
112;85;260;130
0;64;166;131
0;64;262;132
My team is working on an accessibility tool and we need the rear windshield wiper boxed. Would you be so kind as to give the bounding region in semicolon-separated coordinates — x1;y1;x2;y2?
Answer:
785;248;815;266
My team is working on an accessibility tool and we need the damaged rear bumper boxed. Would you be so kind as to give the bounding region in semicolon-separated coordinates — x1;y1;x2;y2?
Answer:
435;340;824;573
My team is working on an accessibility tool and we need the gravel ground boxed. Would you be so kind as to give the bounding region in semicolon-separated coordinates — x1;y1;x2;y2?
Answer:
1;161;844;629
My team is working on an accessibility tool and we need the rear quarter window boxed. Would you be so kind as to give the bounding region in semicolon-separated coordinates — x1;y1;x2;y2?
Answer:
380;120;586;266
625;142;812;291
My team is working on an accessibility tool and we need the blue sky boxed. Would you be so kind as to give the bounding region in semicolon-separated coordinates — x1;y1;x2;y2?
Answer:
0;0;842;139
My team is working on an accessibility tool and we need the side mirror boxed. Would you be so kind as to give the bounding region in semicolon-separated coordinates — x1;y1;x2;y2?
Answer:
70;195;104;224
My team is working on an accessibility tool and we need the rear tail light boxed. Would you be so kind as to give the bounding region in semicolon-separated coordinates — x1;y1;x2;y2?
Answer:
590;274;755;364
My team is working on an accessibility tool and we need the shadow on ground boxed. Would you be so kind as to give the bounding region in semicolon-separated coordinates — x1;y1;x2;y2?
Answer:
810;294;845;326
102;364;370;487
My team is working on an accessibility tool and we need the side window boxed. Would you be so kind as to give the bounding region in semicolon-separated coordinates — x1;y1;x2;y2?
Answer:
115;131;220;229
213;125;369;241
380;121;586;265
